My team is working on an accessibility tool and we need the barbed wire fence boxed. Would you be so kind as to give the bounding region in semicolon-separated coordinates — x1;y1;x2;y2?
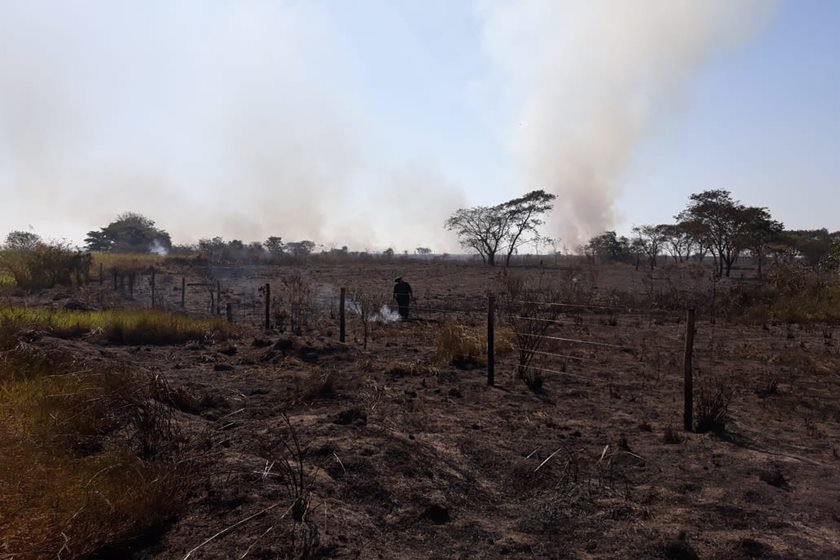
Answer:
97;266;700;431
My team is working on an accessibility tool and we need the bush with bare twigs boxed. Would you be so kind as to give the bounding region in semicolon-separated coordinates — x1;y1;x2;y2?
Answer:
501;272;567;391
277;273;316;335
348;287;383;349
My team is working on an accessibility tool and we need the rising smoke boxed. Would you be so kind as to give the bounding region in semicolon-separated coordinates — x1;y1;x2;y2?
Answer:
0;1;776;253
476;0;778;247
0;1;463;252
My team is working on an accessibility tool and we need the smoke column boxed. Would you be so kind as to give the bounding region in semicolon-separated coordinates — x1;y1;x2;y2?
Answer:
476;0;778;247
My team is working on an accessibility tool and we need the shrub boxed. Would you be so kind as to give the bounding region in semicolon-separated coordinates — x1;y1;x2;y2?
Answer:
695;373;733;434
0;242;91;290
500;271;566;390
719;264;840;323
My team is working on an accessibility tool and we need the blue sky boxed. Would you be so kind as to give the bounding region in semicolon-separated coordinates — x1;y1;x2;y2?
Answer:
617;0;840;233
0;0;837;252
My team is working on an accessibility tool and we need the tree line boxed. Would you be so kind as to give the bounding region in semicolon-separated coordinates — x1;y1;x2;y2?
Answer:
585;189;840;276
445;188;840;275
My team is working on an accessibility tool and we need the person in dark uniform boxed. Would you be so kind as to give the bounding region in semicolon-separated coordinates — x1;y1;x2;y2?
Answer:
393;276;413;320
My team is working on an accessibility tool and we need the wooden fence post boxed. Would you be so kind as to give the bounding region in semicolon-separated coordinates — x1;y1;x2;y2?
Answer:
487;293;495;386
264;283;271;330
226;303;233;323
339;287;346;343
99;263;103;285
216;281;221;316
113;268;118;290
148;270;154;307
684;308;696;432
181;277;186;308
128;272;134;298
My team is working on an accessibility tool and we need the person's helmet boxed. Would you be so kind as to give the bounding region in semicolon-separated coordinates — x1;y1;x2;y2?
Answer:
394;277;402;282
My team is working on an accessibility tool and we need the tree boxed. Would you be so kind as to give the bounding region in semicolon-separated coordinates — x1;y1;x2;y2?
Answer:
445;206;507;266
739;207;783;278
198;237;226;260
285;240;316;258
677;190;746;277
415;247;432;255
585;231;633;263
445;189;556;267
85;213;171;253
658;223;693;264
821;239;840;272
631;225;666;270
4;231;42;251
778;229;838;267
264;236;285;257
500;190;557;266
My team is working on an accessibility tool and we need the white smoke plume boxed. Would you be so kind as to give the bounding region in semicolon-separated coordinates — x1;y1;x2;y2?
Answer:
476;0;778;246
0;1;465;252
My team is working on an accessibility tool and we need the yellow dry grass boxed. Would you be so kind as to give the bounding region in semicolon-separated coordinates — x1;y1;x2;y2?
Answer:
90;251;167;271
0;347;190;559
0;306;235;346
434;321;515;366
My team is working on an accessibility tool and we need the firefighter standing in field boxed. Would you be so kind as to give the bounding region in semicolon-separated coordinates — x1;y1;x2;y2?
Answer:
393;277;413;320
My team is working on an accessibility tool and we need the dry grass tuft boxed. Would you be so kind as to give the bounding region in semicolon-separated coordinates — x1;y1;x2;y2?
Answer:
296;370;338;403
0;344;192;559
434;321;514;368
695;373;733;434
90;251;167;271
0;306;235;346
435;321;485;367
719;265;840;324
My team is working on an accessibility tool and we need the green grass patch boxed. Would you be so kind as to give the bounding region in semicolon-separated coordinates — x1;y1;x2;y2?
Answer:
0;307;235;347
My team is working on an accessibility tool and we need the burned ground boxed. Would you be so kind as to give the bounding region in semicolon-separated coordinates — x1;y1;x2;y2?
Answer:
3;260;840;559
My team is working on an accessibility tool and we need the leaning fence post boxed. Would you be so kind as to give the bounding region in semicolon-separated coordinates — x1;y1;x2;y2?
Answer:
684;308;696;431
181;277;186;308
264;283;271;330
487;293;496;386
339;287;346;343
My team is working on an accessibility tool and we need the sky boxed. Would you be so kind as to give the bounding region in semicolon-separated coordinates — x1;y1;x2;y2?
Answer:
0;0;837;253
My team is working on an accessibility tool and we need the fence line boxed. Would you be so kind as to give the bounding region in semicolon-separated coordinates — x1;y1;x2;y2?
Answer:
508;299;680;317
511;363;591;381
511;332;630;350
516;348;595;363
509;299;623;310
93;273;695;430
407;305;484;314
